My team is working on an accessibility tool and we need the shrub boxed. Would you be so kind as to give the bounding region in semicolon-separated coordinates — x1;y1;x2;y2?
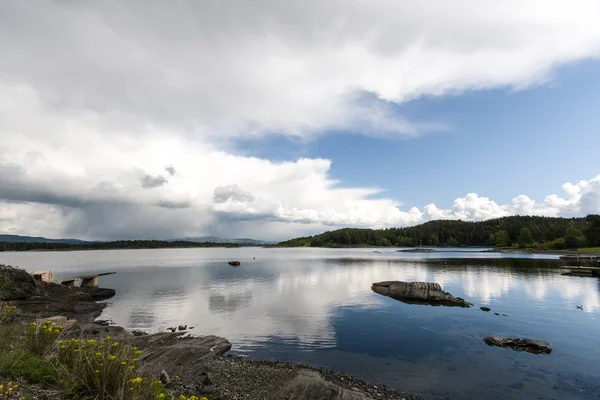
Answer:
0;304;17;325
54;336;172;399
22;321;65;356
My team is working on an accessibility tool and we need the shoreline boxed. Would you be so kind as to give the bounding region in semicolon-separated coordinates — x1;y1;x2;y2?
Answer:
2;264;422;400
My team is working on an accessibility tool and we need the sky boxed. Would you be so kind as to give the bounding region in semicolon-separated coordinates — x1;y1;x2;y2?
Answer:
1;0;600;241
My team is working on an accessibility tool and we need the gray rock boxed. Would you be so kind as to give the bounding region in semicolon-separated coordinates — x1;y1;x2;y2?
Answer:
0;264;37;300
136;332;232;371
178;325;187;331
271;369;372;400
483;337;552;354
371;281;472;307
480;306;491;312
160;369;171;386
198;371;212;386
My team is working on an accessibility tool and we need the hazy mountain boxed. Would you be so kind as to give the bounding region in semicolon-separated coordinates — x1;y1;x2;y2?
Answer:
0;234;90;244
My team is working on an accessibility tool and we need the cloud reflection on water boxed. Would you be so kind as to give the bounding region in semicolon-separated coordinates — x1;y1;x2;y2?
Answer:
95;256;600;350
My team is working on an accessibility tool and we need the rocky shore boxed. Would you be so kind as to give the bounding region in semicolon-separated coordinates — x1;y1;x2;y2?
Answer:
0;264;423;400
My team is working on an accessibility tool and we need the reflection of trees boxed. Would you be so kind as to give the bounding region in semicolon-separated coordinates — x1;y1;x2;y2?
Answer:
208;290;253;316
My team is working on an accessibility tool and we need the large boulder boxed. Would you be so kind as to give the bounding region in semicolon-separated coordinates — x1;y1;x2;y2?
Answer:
0;264;37;300
372;281;472;307
135;332;232;371
272;370;372;400
483;337;552;355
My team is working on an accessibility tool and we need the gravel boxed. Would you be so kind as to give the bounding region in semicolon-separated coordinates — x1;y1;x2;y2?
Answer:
171;355;425;400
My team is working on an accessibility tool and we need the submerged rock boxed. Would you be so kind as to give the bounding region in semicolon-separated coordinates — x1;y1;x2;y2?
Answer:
371;281;472;307
483;337;552;355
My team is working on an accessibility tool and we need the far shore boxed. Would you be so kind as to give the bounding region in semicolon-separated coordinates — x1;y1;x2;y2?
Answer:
2;244;600;257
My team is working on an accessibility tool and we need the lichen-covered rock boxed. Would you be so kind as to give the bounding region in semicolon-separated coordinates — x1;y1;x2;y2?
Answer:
483;337;552;354
372;281;472;307
0;264;37;300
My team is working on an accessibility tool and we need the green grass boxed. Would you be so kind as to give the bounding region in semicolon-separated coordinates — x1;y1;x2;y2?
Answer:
578;247;600;253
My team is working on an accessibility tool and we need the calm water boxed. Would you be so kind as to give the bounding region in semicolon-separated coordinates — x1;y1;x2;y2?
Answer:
2;248;600;400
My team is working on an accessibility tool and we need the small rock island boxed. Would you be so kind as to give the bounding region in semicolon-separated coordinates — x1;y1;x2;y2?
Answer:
371;281;472;307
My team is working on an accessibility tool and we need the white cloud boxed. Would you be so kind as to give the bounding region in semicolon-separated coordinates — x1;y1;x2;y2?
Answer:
1;1;600;138
0;1;600;240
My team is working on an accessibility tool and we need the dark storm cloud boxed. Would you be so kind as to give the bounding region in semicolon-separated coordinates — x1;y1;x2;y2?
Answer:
140;174;168;189
156;199;192;209
61;203;211;241
213;185;255;203
0;163;91;207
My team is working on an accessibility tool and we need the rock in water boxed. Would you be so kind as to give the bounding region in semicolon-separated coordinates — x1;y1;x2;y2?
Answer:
483;337;552;355
480;306;491;312
371;281;472;307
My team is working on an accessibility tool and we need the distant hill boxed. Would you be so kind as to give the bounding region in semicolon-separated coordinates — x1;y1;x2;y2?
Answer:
0;233;271;252
173;236;274;246
0;234;271;246
275;215;596;250
0;234;90;244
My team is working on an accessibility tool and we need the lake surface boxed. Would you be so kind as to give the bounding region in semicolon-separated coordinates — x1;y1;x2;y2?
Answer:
2;248;600;400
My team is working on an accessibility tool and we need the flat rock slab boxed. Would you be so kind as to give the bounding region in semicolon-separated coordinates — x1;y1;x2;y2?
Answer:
136;332;232;370
483;337;552;355
272;370;372;400
372;281;472;307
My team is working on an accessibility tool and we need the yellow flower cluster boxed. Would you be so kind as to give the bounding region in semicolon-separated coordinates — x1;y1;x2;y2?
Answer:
177;396;207;400
0;381;19;398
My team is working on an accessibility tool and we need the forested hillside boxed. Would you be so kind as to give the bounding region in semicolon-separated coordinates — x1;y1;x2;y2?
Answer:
276;215;600;249
0;240;240;252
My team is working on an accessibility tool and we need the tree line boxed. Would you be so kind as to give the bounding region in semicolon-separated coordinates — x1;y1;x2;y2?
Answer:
0;240;241;252
275;215;600;249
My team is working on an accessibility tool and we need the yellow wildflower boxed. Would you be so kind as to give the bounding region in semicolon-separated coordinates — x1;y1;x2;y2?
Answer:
87;339;96;345
179;395;186;400
157;394;165;400
121;361;126;365
108;355;116;361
